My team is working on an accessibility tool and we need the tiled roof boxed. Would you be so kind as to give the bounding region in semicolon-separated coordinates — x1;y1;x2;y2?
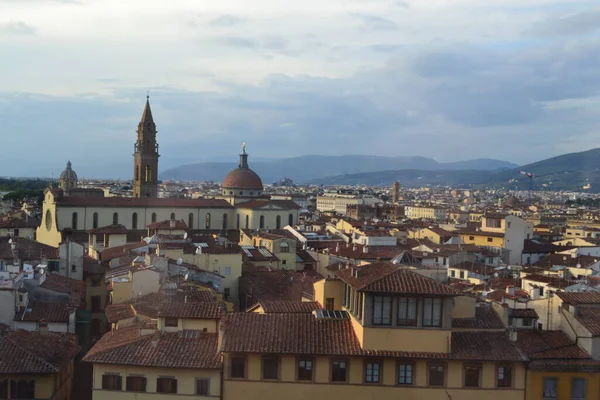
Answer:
41;273;85;295
57;196;233;208
521;274;577;289
575;308;600;336
451;332;527;361
127;287;218;318
157;302;221;320
451;262;496;276
336;262;457;295
235;200;300;210
452;306;505;330
510;308;539;318
556;291;600;305
83;329;221;369
147;219;188;230
15;302;69;323
257;301;322;314
239;270;323;304
0;331;79;373
221;313;363;355
535;253;600;269
0;237;59;260
529;359;600;372
105;304;136;323
515;330;591;359
88;224;128;234
100;242;147;262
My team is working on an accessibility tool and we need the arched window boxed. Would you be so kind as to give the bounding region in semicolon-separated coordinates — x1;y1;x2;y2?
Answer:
170;212;175;220
132;212;138;230
92;212;99;229
205;213;211;229
188;213;194;229
223;214;228;231
245;215;249;229
236;214;240;230
135;165;139;181
276;215;281;229
260;215;265;229
71;212;78;230
112;212;118;225
151;212;157;223
289;213;294;226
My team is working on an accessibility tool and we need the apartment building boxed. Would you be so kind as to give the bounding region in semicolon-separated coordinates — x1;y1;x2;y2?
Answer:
405;205;448;221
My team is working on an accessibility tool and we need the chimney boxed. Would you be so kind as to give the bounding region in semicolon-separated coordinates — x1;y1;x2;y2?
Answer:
170;220;176;228
506;285;516;296
335;243;340;253
39;320;48;335
509;330;518;342
363;246;369;254
353;244;357;251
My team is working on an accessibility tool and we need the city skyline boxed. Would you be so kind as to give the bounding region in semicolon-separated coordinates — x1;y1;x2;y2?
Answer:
1;0;599;177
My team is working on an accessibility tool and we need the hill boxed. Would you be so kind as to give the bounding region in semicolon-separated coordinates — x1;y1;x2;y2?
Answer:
161;155;517;183
309;148;600;192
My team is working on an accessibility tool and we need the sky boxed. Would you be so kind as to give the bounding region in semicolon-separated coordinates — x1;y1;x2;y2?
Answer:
1;0;600;178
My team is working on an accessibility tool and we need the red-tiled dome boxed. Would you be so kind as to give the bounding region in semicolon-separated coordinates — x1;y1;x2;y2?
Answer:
223;168;263;190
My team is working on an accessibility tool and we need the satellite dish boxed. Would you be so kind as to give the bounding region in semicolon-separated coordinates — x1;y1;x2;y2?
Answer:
184;273;189;281
494;272;499;277
176;258;183;265
183;232;188;239
8;239;12;244
507;265;512;270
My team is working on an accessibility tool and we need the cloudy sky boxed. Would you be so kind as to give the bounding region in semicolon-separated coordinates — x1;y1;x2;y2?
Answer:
1;0;599;178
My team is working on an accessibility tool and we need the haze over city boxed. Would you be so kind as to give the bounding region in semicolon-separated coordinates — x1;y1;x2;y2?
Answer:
1;0;599;177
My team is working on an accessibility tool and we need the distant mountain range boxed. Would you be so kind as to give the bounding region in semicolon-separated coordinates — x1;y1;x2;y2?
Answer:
309;148;600;192
161;155;517;183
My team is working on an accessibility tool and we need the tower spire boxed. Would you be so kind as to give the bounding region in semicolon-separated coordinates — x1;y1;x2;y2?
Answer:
239;142;249;168
140;95;154;125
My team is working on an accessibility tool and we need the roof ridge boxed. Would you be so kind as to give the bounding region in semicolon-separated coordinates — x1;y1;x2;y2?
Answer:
6;335;60;373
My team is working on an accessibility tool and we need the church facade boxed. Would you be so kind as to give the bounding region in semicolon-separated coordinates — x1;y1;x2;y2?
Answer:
36;99;299;248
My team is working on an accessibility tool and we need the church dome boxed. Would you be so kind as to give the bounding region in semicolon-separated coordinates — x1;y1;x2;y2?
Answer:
59;161;78;191
505;196;519;207
222;144;263;191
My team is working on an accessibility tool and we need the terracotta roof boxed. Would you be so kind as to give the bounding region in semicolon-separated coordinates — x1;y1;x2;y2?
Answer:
88;224;128;234
575;308;600;336
522;274;577;289
451;332;527;361
457;230;504;238
83;329;221;369
126;287;218;318
223;167;263;190
556;291;600;305
0;217;40;229
528;359;600;372
0;237;59;260
515;330;591;359
0;330;79;373
41;273;85;295
221;313;363;355
336;262;457;295
510;308;539;319
235;199;300;210
451;261;496;276
15;302;69;323
157;302;222;320
147;219;188;230
535;253;600;269
57;197;233;208
452;305;505;330
257;301;322;314
100;242;147;262
240;270;323;304
105;304;136;323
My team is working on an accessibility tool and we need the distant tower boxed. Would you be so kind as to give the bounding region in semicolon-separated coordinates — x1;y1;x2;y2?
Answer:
59;161;78;192
392;181;400;203
133;96;160;198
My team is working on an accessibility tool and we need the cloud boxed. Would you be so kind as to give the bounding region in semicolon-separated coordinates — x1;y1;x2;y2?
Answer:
209;15;246;27
350;13;397;31
529;9;600;36
0;21;36;35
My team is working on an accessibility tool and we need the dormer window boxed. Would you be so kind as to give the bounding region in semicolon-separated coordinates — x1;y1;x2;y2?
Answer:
164;317;178;327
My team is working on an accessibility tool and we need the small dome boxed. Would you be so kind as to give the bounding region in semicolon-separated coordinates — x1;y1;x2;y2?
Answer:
505;196;519;206
223;168;263;190
59;161;78;182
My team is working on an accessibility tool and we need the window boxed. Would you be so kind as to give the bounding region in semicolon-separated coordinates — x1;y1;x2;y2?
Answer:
91;296;103;313
131;212;138;230
523;318;533;327
231;356;246;378
572;378;586;400
423;298;442;327
297;358;314;381
497;365;512;388
170;212;176;220
165;317;178;327
460;271;465;279
289;213;294;226
280;243;289;253
326;298;334;310
157;377;177;394
188;213;194;229
469;236;474;240
236;214;240;229
365;361;381;384
126;376;147;392
260;215;265;229
225;267;231;276
0;380;7;399
205;213;211;229
397;362;414;385
282;260;287;265
93;212;99;229
223;213;228;231
112;212;118;225
451;270;456;277
487;237;493;243
71;212;78;230
276;215;281;229
245;215;249;229
151;212;157;223
397;297;417;326
102;374;122;390
224;288;230;298
464;365;481;388
196;378;210;395
428;364;445;387
262;357;279;380
543;378;557;400
14;380;34;399
372;295;392;325
331;360;348;382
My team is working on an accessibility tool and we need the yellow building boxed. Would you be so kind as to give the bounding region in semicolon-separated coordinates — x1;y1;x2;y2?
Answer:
239;229;298;271
410;226;454;244
0;329;79;400
221;262;528;400
84;302;222;400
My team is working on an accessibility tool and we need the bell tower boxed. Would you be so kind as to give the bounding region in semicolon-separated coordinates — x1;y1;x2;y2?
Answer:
133;96;160;198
